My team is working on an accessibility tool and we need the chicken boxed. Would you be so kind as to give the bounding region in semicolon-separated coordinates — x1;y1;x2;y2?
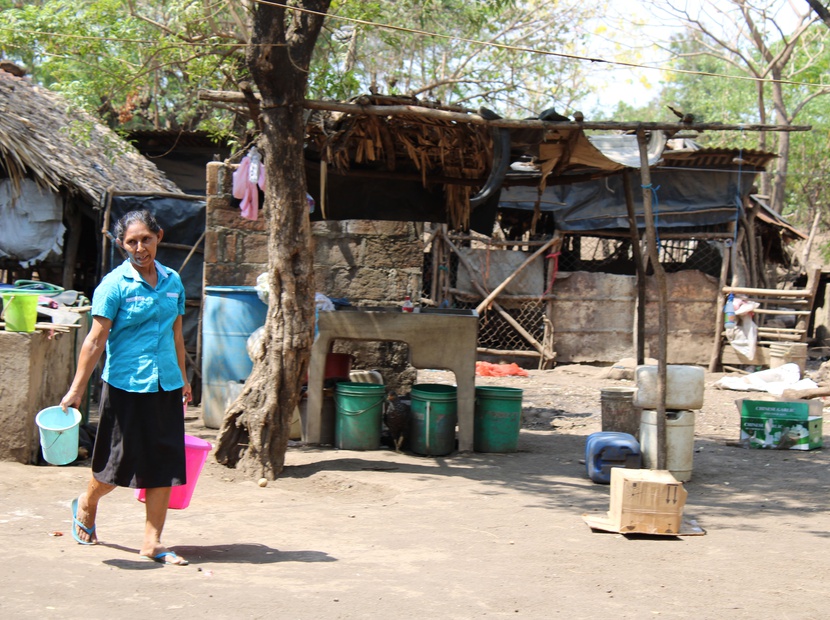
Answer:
384;392;411;453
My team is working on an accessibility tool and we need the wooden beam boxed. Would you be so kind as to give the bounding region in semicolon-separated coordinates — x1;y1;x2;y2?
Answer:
709;242;731;372
477;347;541;358
637;128;668;470
197;90;812;133
623;174;646;365
723;286;815;297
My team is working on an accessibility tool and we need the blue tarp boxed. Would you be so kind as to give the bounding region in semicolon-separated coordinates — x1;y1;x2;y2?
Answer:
499;168;756;232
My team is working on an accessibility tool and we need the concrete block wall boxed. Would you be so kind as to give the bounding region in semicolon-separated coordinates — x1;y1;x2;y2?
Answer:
205;162;270;287
205;162;424;393
205;162;424;301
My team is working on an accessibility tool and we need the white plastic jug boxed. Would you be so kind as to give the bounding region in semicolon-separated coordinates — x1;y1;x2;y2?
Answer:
639;409;696;482
634;365;704;410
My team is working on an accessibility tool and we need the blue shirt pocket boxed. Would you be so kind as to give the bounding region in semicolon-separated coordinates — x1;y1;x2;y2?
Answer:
122;295;156;325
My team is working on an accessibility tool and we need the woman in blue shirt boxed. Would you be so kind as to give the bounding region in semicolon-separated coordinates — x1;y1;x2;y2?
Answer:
61;210;192;566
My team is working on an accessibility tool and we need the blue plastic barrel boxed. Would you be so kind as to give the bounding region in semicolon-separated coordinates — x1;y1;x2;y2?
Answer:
202;286;267;428
585;431;642;484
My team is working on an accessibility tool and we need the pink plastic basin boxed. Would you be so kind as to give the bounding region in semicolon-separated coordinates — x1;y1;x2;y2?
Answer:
135;434;212;510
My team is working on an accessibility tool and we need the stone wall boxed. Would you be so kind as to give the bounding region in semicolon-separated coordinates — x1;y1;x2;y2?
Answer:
204;163;424;391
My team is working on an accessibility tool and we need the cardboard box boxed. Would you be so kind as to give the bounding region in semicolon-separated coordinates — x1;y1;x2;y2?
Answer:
582;469;704;536
738;399;824;450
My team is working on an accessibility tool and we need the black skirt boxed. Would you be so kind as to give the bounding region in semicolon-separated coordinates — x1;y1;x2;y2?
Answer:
92;382;186;488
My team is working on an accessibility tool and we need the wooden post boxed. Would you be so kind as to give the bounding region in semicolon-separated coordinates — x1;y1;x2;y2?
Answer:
637;129;668;470
623;173;646;364
708;243;732;372
438;224;450;305
62;202;83;290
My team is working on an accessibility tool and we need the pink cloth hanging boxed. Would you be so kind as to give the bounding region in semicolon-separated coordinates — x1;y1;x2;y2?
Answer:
232;151;266;220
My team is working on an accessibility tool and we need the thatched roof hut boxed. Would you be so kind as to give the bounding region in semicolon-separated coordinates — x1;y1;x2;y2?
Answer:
0;67;181;288
0;69;178;203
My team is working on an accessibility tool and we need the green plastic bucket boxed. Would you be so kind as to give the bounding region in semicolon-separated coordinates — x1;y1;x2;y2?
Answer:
410;384;457;456
2;292;38;332
35;406;82;465
474;386;524;453
334;382;385;450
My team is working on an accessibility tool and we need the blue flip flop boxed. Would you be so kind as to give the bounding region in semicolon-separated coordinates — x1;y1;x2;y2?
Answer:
142;551;189;566
70;497;96;545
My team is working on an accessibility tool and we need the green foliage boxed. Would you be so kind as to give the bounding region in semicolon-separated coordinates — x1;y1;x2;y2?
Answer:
650;17;830;228
316;0;598;115
0;0;244;133
0;0;595;137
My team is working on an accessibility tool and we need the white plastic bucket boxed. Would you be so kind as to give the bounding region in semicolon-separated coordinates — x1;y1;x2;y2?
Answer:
634;365;705;410
769;343;807;375
639;409;696;482
35;406;82;465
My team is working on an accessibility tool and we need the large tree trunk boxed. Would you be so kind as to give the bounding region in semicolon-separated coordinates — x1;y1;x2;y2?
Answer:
769;66;791;214
215;1;331;478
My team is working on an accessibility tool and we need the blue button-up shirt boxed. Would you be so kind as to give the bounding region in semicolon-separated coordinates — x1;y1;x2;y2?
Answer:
92;259;186;393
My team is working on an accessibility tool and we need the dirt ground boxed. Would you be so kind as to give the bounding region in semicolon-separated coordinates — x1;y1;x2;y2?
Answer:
2;364;830;619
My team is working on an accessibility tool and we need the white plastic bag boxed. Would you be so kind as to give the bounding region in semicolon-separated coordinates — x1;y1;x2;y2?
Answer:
255;272;269;304
315;292;335;312
247;325;265;362
727;315;757;359
714;362;817;395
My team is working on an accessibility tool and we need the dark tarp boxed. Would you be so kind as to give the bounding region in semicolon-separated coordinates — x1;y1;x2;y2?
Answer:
306;168;447;223
499;168;756;232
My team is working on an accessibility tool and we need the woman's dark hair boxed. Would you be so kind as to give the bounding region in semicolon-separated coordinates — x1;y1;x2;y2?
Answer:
115;210;161;241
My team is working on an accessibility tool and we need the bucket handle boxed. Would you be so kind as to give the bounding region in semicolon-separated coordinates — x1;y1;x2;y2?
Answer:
337;397;386;416
0;294;11;321
41;428;68;452
425;401;431;454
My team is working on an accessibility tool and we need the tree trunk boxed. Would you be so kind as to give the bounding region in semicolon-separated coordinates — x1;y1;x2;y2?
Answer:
215;1;331;479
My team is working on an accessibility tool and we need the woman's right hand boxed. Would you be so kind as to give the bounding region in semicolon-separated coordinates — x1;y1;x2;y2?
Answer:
60;388;82;412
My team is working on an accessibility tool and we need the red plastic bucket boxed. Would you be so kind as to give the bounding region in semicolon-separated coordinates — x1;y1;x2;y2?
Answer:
135;434;212;509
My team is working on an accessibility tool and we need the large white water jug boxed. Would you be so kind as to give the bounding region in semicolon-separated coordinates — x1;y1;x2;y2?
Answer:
634;365;704;410
639;409;696;482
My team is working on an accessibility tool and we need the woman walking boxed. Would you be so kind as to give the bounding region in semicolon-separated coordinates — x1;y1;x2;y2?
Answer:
61;210;192;565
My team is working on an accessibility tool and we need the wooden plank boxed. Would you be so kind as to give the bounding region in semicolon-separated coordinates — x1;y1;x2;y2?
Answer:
0;322;73;332
752;308;812;316
723;286;813;297
477;347;540;358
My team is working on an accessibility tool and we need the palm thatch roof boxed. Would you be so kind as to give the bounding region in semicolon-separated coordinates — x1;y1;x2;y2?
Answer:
0;69;179;205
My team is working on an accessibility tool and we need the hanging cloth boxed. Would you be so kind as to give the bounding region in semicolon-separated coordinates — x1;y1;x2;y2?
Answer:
232;146;266;220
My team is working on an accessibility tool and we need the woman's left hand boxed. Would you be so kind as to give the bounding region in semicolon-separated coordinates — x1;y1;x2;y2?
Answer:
182;382;193;405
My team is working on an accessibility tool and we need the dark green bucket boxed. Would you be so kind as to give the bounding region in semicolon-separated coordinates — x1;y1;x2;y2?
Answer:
474;386;524;453
334;382;385;450
410;384;457;456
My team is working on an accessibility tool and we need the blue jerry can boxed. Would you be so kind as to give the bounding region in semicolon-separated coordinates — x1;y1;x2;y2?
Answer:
585;431;642;484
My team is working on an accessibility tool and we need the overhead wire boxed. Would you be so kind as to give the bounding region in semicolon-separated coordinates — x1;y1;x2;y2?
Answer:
249;0;830;91
1;0;829;93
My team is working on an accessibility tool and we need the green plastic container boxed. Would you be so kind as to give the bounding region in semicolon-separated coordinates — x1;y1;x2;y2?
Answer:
410;384;457;456
2;292;38;333
474;386;524;453
334;382;385;450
